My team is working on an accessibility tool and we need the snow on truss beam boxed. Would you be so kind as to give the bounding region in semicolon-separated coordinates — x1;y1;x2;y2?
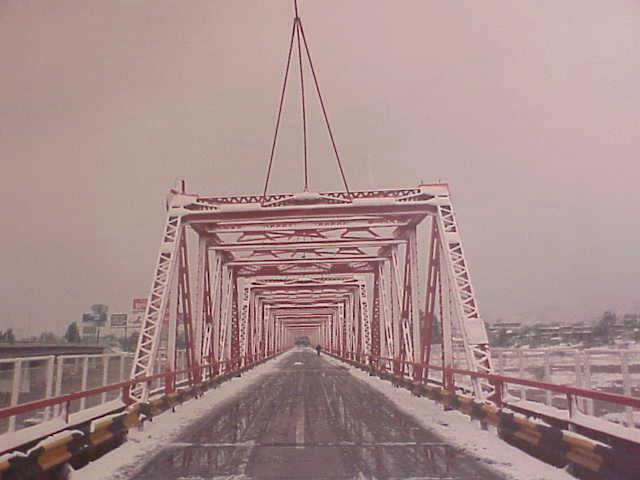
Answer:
133;183;493;402
209;239;404;251
234;264;376;277
226;256;385;267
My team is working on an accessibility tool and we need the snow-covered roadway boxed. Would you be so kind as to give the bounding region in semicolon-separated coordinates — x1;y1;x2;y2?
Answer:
77;348;574;479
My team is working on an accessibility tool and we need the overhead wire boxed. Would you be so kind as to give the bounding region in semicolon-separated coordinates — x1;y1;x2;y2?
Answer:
297;18;352;201
261;0;352;203
294;1;309;191
261;19;297;202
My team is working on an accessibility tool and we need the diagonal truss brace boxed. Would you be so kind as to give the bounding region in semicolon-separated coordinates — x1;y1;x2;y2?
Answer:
130;213;182;401
435;201;494;399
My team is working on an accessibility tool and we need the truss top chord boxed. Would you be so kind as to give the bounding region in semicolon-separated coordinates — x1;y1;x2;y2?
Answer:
172;184;451;217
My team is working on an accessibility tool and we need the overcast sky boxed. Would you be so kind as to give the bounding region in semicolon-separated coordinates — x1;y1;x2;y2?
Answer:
1;1;639;337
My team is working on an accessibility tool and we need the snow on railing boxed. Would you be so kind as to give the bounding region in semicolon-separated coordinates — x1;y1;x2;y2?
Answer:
0;352;272;455
334;349;640;442
0;353;133;435
492;347;640;429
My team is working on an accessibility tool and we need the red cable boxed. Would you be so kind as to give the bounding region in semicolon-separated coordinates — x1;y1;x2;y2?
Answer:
262;1;352;202
295;19;309;191
261;20;297;203
298;20;352;201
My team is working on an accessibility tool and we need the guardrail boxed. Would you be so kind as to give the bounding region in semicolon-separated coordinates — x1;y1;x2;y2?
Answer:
0;350;283;480
329;351;640;480
0;353;135;436
0;351;281;457
491;347;640;426
333;351;640;443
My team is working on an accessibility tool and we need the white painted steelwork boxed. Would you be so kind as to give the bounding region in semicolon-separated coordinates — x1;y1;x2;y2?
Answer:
130;183;495;401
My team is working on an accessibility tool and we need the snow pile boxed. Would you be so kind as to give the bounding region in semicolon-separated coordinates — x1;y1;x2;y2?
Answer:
73;351;292;480
323;355;575;480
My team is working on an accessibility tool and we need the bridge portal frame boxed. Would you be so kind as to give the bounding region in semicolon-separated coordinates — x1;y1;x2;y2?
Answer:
130;183;494;402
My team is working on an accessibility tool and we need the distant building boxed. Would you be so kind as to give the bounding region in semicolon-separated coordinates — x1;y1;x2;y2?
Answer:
97;313;129;339
0;343;106;359
560;325;592;343
80;322;99;342
489;312;640;348
488;322;522;334
611;321;626;336
78;300;151;343
130;298;146;329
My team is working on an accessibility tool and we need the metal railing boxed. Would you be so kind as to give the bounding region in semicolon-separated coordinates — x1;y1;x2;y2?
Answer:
332;350;640;441
0;351;279;454
491;347;640;427
0;353;133;435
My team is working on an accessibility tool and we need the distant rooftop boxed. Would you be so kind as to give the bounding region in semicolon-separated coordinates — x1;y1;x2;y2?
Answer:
0;343;107;359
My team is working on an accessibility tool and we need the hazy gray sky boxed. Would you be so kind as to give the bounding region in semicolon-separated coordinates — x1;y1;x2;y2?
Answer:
1;1;639;337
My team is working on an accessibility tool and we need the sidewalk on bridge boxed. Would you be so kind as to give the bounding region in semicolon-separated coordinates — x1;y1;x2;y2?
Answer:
73;349;295;480
322;354;575;480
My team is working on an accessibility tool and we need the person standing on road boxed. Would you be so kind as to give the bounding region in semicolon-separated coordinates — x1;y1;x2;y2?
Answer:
316;345;321;356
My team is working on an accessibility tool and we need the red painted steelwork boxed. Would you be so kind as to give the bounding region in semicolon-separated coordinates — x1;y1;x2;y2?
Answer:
0;353;280;423
366;354;640;410
422;220;440;371
177;232;198;385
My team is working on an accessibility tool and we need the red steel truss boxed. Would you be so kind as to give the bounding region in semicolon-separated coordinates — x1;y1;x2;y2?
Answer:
130;183;495;401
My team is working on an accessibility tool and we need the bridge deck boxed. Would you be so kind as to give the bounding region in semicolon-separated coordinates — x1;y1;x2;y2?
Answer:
130;350;506;479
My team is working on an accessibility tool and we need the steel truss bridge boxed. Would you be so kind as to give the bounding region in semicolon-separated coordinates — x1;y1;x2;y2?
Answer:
0;184;638;479
1;183;638;480
129;182;493;403
1;2;639;478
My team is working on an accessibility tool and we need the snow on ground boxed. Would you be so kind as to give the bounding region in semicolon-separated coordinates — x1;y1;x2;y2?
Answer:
322;355;575;480
73;350;294;480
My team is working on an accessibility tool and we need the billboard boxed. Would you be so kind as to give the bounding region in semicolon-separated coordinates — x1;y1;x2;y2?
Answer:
132;298;147;311
90;304;108;325
110;313;128;328
82;325;97;335
130;298;147;327
129;297;173;327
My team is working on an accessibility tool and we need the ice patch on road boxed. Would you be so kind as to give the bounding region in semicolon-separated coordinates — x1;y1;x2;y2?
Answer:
323;355;575;480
